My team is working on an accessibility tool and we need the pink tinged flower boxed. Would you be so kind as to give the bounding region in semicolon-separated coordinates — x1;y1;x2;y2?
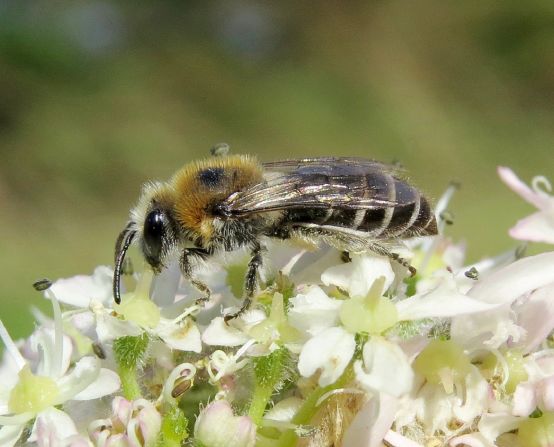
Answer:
450;252;554;349
194;400;256;447
498;166;554;244
449;412;520;447
34;407;92;447
89;397;161;447
513;358;554;417
342;393;399;447
297;326;356;387
516;283;554;353
354;337;414;397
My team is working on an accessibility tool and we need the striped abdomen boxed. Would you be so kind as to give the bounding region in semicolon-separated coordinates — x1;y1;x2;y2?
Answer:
281;173;437;239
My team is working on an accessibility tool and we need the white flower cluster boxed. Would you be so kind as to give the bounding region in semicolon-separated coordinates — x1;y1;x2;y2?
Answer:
1;167;554;447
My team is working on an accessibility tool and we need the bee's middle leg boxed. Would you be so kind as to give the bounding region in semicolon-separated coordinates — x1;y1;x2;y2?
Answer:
224;243;265;323
180;248;212;304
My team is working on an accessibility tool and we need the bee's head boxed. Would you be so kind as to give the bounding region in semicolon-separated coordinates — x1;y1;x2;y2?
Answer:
113;182;179;304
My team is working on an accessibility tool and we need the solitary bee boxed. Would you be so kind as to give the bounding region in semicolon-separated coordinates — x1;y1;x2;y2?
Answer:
114;155;437;320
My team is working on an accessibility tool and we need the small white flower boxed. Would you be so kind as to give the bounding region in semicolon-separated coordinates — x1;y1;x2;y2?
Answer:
0;293;119;447
498;166;554;244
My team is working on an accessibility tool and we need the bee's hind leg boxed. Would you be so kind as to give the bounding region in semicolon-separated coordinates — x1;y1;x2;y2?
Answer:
180;248;212;304
368;243;417;277
224;242;265;323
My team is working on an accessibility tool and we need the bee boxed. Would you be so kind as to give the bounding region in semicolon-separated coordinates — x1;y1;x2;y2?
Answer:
113;155;437;320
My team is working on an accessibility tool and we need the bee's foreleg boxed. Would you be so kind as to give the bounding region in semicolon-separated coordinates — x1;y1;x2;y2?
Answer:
224;242;265;323
180;248;212;304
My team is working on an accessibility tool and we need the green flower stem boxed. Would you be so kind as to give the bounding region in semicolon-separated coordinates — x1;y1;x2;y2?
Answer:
113;334;149;401
276;365;354;447
248;348;288;425
249;381;276;425
119;363;142;400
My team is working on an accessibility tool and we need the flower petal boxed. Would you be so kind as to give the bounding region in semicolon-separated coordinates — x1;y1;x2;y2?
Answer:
31;407;79;444
298;327;355;387
49;266;114;308
498;166;551;210
384;430;424;447
322;254;395;298
73;368;120;400
28;328;73;378
509;211;554;244
354;337;414;397
342;394;399;447
56;357;101;403
0;424;23;447
477;412;520;443
517;284;554;353
467;252;554;305
397;276;497;321
95;311;142;343
449;433;494;447
202;317;250;347
512;382;536;417
157;318;202;353
288;286;341;335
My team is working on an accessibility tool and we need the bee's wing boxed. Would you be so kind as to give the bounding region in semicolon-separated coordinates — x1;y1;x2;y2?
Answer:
262;157;404;175
220;158;414;216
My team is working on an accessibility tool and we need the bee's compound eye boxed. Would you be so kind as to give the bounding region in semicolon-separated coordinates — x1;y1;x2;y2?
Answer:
143;209;165;263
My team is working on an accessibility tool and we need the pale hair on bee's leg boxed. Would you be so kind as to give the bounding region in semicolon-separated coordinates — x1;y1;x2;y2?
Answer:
291;225;417;277
179;248;213;304
224;242;265;323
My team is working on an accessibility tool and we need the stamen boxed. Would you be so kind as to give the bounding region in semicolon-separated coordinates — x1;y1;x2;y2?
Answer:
171;378;193;398
208;339;255;383
169;304;203;325
44;289;64;379
162;363;197;404
532;175;552;195
0;320;26;371
32;278;52;291
435;182;460;223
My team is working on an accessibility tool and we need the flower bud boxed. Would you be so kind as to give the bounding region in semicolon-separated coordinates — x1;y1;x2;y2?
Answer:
194;400;256;447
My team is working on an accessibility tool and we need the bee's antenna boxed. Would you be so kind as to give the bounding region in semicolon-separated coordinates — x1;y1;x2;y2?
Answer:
113;225;136;304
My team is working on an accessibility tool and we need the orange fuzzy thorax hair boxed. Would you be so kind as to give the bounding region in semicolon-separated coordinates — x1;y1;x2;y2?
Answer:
170;155;264;241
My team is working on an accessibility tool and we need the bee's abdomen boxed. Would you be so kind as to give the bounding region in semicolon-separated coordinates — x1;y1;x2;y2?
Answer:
282;175;437;239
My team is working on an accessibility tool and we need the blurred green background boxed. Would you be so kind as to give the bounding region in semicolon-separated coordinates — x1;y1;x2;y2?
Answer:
1;1;553;339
